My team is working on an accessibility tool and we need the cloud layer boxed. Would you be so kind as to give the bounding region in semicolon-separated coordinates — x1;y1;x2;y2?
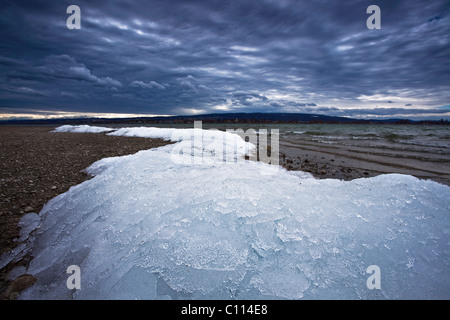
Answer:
0;0;449;119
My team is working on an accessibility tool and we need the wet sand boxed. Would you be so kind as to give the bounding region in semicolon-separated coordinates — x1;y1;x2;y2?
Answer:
278;134;450;186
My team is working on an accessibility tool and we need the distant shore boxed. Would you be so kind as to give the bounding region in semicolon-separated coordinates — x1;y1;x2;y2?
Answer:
2;111;449;126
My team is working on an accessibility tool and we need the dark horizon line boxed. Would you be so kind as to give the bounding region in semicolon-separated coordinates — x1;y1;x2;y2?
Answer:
0;112;449;125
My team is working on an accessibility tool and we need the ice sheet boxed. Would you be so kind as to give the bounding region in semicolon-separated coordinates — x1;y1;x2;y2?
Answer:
4;125;448;300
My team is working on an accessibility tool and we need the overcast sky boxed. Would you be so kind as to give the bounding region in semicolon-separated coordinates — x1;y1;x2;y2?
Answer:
0;0;449;120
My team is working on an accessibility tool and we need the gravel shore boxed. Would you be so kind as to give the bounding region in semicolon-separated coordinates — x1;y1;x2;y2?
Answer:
0;126;171;298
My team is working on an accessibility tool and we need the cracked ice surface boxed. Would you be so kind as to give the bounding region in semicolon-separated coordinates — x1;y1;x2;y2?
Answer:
7;125;450;299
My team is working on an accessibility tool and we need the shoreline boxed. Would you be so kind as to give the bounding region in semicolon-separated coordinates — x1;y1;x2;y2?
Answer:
0;126;172;298
278;135;450;187
0;124;448;299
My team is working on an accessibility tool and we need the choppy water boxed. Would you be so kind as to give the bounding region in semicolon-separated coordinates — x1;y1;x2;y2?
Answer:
202;123;450;150
121;122;450;150
280;124;450;149
130;122;450;184
107;122;450;183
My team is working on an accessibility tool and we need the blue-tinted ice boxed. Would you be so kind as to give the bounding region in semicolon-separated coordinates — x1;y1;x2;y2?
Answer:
3;125;449;299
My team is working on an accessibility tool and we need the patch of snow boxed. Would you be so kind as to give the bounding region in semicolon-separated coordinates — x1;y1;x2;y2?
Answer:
52;125;115;133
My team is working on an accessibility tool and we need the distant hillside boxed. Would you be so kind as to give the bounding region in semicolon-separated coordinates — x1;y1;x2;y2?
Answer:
0;112;434;125
150;112;367;124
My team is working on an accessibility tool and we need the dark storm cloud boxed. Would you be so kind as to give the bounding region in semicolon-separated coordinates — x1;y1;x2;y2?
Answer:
308;106;450;117
0;0;449;118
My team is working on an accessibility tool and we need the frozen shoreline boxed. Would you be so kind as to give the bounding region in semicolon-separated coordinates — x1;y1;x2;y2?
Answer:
0;126;172;299
1;125;448;300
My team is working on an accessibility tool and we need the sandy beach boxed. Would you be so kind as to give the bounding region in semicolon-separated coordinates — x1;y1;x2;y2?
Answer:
278;136;450;186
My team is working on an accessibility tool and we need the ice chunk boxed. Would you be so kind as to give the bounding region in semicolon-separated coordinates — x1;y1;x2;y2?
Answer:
250;265;310;299
17;212;40;242
52;125;115;133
